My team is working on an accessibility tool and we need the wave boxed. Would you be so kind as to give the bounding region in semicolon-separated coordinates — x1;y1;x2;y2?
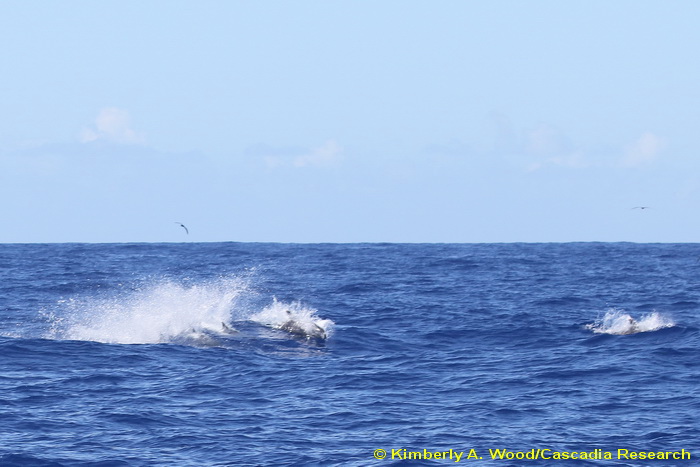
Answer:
586;309;675;335
40;276;333;346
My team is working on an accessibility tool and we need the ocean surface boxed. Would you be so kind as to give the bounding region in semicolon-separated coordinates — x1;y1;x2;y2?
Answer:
0;242;698;466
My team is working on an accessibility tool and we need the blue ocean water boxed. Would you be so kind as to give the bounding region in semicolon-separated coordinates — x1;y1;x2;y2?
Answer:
0;242;698;467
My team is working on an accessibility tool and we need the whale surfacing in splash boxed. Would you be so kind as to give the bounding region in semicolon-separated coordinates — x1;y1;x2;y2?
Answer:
586;309;674;335
279;310;328;340
250;300;334;341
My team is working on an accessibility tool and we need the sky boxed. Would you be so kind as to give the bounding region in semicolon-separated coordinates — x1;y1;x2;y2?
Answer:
1;1;699;243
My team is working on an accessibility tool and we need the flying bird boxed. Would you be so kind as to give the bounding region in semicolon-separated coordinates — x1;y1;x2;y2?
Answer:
631;206;651;210
175;222;189;234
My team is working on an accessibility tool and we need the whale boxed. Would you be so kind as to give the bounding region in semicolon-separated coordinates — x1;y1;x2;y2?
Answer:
278;310;327;340
618;316;640;335
221;321;239;334
220;322;238;334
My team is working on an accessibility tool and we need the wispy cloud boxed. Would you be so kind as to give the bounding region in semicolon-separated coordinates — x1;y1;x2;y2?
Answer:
521;123;591;171
80;107;145;144
263;140;343;169
621;132;664;167
525;123;572;157
526;152;589;172
293;140;343;167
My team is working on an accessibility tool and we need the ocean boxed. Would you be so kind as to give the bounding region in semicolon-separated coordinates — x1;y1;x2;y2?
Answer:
0;242;697;466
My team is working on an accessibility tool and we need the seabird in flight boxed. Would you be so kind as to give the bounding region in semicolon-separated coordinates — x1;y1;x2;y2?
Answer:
175;222;189;234
631;206;650;210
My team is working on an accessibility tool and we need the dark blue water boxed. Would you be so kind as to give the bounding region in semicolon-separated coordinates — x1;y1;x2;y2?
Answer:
0;243;698;466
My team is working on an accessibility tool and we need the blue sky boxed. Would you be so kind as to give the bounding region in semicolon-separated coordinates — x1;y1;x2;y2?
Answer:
1;1;699;243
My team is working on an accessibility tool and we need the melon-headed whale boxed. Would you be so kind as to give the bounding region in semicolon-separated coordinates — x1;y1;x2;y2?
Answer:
618;316;640;335
221;322;238;334
278;310;327;340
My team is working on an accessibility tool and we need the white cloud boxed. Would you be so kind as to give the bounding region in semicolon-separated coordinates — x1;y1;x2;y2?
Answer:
526;123;571;157
523;123;589;171
263;155;285;169
488;112;518;154
526;151;589;172
80;107;145;144
263;140;343;169
622;132;664;167
293;140;343;167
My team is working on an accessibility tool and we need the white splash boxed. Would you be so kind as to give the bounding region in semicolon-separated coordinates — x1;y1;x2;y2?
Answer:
586;308;675;335
44;277;251;345
250;298;334;339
